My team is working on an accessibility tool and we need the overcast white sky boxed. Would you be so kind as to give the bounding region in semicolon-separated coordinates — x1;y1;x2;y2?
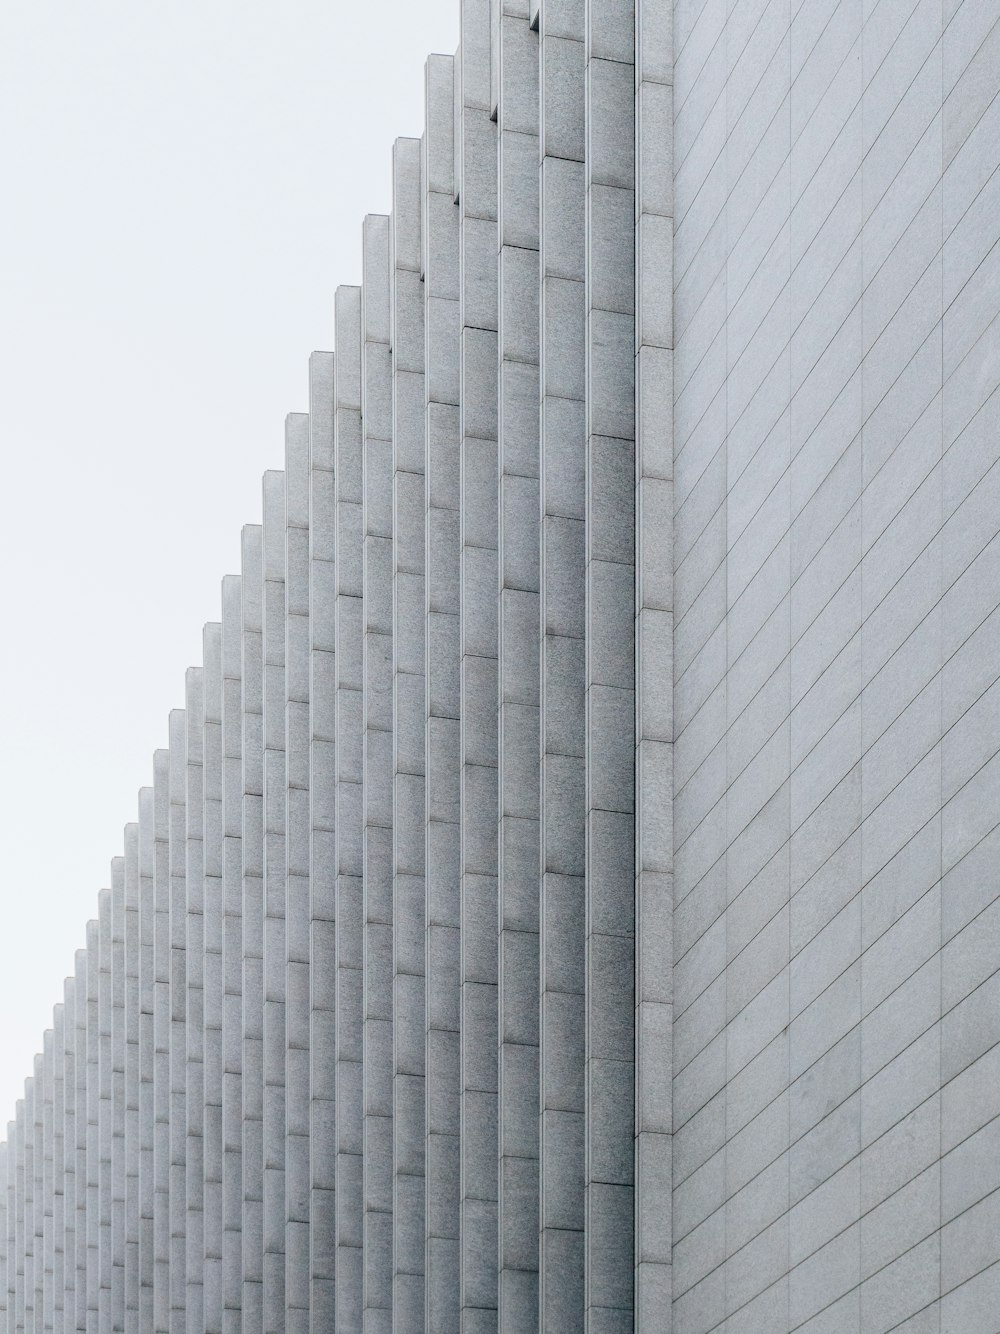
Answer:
0;0;459;1128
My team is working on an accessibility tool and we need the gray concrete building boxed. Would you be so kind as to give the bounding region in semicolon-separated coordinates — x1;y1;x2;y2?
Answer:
3;0;1000;1329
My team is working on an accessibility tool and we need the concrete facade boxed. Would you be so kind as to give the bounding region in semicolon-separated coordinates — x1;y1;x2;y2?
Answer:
3;0;1000;1330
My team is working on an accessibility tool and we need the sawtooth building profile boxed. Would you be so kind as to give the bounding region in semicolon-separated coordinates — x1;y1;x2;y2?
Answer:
2;0;1000;1329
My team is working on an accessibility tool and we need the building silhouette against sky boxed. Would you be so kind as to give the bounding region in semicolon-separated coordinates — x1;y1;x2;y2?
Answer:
2;0;999;1329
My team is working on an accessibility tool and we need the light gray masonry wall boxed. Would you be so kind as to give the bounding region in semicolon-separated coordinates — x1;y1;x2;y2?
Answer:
2;2;999;1332
671;0;1000;1330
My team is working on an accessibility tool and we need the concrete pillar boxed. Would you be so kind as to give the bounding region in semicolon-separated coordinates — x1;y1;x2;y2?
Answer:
633;2;672;1322
168;708;188;1334
82;919;97;1333
333;283;365;1330
496;5;541;1324
109;853;126;1331
221;573;244;1334
73;949;88;1334
307;349;337;1332
458;2;501;1326
584;1;636;1323
391;130;426;1331
284;415;311;1334
538;0;587;1324
184;666;206;1334
43;1026;55;1332
2;1131;10;1334
240;526;265;1334
59;976;75;1334
201;623;224;1333
16;1094;27;1334
109;855;127;1329
153;749;172;1333
262;467;287;1333
29;1059;42;1333
138;783;157;1328
97;885;113;1329
53;1000;66;1332
422;49;462;1334
361;210;394;1334
124;821;141;1327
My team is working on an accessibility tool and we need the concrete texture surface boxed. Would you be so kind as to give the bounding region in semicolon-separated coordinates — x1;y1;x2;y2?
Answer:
2;1;999;1331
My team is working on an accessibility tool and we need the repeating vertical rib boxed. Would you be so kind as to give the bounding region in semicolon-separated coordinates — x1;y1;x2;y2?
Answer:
391;130;427;1333
96;886;112;1329
307;349;337;1331
184;667;206;1334
240;526;265;1334
153;748;171;1333
53;999;65;1332
422;49;462;1334
1;1139;7;1334
167;709;188;1334
584;0;636;1323
201;622;224;1333
85;918;99;1333
262;467;288;1333
458;2;500;1326
123;819;140;1329
539;0;587;1325
361;210;394;1334
221;572;244;1334
43;1021;56;1332
633;1;671;1324
496;4;541;1326
109;855;125;1331
60;975;75;1333
285;414;312;1334
19;1087;30;1334
333;284;365;1332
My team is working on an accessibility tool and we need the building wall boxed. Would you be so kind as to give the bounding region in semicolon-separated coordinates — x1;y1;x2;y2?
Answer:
672;0;1000;1329
2;1;999;1332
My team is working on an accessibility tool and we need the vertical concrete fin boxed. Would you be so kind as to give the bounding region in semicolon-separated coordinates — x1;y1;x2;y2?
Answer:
362;210;395;1329
184;666;206;1334
201;622;224;1334
584;0;636;1323
240;524;265;1334
221;572;244;1334
109;853;126;1330
167;708;188;1334
262;466;288;1332
539;0;587;1325
423;47;463;1334
458;0;501;1325
307;349;337;1331
497;2;541;1325
285;412;312;1333
633;2;672;1324
334;282;365;1331
153;747;172;1334
392;129;428;1329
